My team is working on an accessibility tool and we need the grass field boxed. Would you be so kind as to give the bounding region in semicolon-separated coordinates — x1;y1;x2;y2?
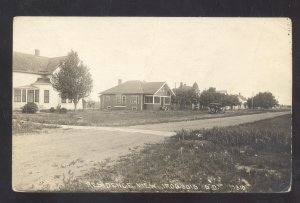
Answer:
56;114;291;192
12;119;59;135
14;108;289;127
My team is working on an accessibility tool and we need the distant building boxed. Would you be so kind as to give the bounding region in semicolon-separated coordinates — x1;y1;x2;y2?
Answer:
13;50;84;110
99;80;175;110
172;82;201;110
237;93;248;109
217;90;228;95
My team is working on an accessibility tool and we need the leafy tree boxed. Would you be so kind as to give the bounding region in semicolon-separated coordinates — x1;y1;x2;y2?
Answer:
172;83;200;109
199;87;222;107
172;87;193;109
247;98;254;109
191;82;200;105
223;94;240;109
199;87;240;109
247;92;278;109
51;50;93;110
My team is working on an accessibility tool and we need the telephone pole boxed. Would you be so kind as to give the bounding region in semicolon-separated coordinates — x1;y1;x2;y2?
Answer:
252;92;254;109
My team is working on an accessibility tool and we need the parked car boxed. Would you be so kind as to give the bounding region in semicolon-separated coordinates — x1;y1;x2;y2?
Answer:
208;103;225;114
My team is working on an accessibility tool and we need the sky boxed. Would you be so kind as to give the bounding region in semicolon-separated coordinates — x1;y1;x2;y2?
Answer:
13;17;292;105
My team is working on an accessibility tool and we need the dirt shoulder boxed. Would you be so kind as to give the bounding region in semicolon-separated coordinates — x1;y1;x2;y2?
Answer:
13;128;165;191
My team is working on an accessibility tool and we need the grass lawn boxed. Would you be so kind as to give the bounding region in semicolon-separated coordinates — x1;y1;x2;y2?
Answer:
57;114;291;192
12;119;60;135
14;108;289;127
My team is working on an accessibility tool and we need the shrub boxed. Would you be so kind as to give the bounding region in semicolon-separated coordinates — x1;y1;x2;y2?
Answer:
22;103;38;114
59;108;67;114
56;105;61;111
50;107;56;113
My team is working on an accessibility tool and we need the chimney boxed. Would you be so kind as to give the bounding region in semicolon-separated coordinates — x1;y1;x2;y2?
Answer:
118;79;122;85
35;49;40;56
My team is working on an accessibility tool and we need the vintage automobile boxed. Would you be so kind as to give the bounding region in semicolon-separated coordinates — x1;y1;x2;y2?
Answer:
208;103;225;114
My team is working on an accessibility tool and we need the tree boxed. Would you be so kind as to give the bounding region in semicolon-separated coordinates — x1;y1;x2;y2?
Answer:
199;87;222;107
224;94;240;109
172;87;193;109
191;82;200;105
172;83;199;110
247;92;278;109
51;50;93;110
199;87;240;109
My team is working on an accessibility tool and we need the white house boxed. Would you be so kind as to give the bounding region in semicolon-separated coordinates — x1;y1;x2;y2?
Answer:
231;93;248;110
13;49;84;110
237;93;248;109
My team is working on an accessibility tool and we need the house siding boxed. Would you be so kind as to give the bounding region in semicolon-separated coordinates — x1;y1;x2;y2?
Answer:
99;82;174;111
144;103;161;110
101;94;142;110
100;94;172;111
13;72;83;110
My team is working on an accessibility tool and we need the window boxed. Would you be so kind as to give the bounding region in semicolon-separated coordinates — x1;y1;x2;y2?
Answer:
22;89;26;102
61;97;66;103
35;90;39;102
14;89;21;102
105;96;110;102
165;97;171;105
154;96;160;104
44;90;49;103
122;95;126;105
131;96;139;104
144;96;153;104
116;95;121;105
68;99;72;103
27;90;34;103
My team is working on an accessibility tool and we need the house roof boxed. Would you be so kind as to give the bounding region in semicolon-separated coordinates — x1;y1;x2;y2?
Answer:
14;85;39;89
175;84;193;90
217;90;228;94
142;82;166;94
32;77;51;84
238;94;247;101
100;80;174;95
13;52;66;74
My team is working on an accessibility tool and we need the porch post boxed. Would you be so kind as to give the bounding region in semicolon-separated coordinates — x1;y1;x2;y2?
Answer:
140;94;143;110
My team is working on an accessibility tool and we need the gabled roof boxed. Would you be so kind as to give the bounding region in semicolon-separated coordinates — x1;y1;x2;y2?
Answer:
142;82;165;94
99;80;174;95
174;84;193;90
101;80;144;94
13;52;66;74
238;94;247;101
32;76;51;85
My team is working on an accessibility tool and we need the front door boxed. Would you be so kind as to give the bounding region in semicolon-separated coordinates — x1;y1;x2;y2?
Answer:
160;97;164;107
27;90;34;103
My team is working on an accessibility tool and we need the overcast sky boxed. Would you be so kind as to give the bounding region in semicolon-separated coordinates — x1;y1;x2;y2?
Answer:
13;17;292;104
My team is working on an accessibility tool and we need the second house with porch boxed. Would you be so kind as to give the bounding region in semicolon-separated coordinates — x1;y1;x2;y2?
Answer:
99;80;175;111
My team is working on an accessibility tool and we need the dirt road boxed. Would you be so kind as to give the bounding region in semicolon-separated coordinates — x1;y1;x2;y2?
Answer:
129;111;290;131
12;111;290;191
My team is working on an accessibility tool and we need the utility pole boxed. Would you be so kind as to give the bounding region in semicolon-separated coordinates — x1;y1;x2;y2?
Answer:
252;92;254;109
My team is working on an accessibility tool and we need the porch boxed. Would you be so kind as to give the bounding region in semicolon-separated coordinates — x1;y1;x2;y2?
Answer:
13;85;49;110
143;95;171;110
